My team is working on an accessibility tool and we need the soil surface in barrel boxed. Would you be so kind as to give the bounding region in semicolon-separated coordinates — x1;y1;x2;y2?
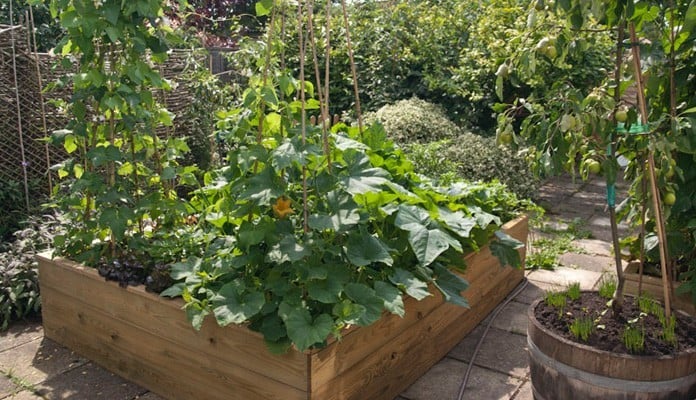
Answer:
534;292;696;356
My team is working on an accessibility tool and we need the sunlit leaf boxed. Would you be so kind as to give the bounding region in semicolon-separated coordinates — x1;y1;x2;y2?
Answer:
389;268;431;300
284;309;333;351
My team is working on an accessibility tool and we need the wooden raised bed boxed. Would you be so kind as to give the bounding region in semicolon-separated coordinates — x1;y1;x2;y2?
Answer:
623;261;695;316
38;215;528;400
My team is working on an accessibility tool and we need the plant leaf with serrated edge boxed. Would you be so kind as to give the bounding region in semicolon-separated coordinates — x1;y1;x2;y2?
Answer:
344;283;384;326
489;231;523;268
185;306;209;331
438;207;476;238
341;152;390;195
346;229;393;267
332;300;366;325
284;309;333;351
159;282;185;297
389;268;431;300
169;257;200;280
406;225;461;267
374;281;405;317
267;235;311;264
432;264;469;308
271;140;301;170
258;314;286;342
212;282;265;326
307;275;344;304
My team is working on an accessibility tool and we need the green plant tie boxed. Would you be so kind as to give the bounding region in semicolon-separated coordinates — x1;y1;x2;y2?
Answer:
607;183;616;208
606;143;615;208
615;123;649;135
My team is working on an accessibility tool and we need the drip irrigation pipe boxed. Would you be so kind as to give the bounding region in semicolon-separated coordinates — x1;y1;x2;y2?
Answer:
456;278;530;400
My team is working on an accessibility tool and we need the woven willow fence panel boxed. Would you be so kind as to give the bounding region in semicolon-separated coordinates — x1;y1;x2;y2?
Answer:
1;24;211;209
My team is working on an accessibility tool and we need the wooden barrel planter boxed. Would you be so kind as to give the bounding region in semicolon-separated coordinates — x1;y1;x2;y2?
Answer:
527;298;696;400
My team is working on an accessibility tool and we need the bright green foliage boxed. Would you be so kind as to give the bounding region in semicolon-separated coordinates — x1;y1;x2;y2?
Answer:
46;0;198;266
637;295;661;316
165;60;526;351
272;0;610;131
566;282;581;301
544;290;567;310
363;98;462;144
407;134;539;199
598;276;617;300
659;313;678;347
569;316;594;342
2;1;63;51
0;214;63;330
622;325;645;354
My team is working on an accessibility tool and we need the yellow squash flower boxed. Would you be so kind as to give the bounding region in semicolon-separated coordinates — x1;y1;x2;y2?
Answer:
272;196;294;219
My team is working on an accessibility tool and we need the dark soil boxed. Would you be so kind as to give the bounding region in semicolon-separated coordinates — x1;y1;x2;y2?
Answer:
534;291;696;356
96;255;172;293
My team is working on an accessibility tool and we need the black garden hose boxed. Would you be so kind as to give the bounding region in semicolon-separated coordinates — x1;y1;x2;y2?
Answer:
456;278;530;400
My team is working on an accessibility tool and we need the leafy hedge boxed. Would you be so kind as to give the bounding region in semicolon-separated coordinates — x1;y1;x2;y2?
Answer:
407;134;539;200
364;98;538;199
275;0;611;132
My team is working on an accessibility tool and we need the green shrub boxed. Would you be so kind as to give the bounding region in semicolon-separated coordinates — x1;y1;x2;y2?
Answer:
363;98;462;144
407;134;539;199
0;214;63;330
0;178;46;242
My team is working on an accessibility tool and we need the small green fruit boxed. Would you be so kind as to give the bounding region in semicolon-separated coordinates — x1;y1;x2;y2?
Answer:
615;109;628;123
664;192;676;206
500;131;513;145
665;167;675;179
545;45;558;59
587;160;601;174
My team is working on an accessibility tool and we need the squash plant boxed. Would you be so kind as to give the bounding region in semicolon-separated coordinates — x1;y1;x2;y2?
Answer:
159;0;528;353
496;0;696;309
42;0;201;274
162;75;526;352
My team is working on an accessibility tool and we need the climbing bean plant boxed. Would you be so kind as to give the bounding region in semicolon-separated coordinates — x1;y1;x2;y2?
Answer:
41;0;199;265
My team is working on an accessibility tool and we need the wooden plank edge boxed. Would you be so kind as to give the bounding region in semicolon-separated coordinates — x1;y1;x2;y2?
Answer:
41;285;308;400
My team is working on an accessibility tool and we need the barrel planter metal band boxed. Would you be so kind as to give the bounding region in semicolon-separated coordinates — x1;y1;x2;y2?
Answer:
527;298;696;400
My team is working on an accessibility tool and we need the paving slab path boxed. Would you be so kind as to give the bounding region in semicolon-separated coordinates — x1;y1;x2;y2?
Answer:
0;175;628;400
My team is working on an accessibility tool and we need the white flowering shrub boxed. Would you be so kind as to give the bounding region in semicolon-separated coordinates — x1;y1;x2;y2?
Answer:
363;98;462;144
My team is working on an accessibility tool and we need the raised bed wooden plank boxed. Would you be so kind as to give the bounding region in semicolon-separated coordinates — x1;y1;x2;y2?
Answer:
41;285;306;400
623;261;695;316
38;257;309;390
308;216;528;399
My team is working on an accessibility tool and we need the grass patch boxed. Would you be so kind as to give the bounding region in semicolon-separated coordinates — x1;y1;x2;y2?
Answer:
527;216;587;270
